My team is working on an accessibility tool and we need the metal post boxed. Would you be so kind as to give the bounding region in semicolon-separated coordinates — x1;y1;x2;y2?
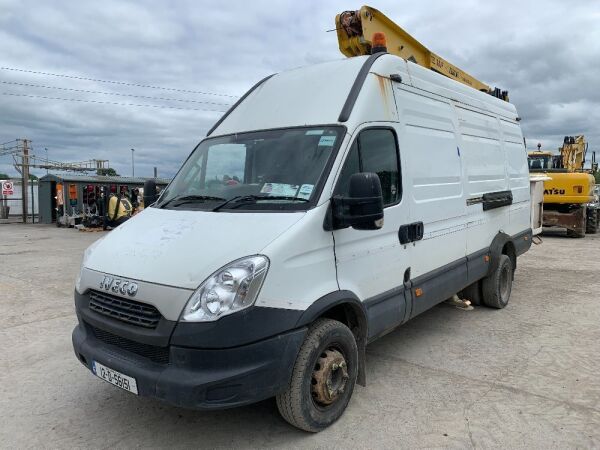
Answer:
131;148;135;177
21;139;29;223
31;178;35;223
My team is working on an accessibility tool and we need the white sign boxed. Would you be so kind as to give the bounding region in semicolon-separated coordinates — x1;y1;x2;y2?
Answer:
1;180;14;196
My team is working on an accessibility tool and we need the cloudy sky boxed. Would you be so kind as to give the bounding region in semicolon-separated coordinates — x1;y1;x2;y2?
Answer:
1;0;599;178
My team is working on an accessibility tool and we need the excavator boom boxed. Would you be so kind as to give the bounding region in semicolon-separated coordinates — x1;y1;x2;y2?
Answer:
559;135;588;172
336;6;508;101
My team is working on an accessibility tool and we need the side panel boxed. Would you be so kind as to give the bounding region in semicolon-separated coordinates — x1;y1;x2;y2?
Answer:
455;105;510;255
410;259;467;318
505;138;531;236
393;87;467;308
467;248;490;284
364;286;408;341
259;203;339;312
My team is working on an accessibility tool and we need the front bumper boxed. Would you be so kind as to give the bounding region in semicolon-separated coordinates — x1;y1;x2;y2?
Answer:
72;319;306;409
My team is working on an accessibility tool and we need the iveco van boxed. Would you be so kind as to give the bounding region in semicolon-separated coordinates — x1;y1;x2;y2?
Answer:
72;51;531;431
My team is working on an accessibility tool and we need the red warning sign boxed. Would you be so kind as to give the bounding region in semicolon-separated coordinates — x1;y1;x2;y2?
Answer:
2;180;14;195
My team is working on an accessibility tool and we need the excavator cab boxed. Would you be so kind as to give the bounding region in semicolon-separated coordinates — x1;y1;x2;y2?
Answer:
527;152;554;172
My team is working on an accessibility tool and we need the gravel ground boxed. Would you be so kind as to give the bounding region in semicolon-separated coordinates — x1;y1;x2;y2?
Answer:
1;224;599;448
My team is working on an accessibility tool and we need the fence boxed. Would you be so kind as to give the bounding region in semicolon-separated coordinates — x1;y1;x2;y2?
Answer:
0;180;39;223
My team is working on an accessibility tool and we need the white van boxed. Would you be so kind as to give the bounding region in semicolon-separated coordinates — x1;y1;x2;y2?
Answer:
72;51;532;432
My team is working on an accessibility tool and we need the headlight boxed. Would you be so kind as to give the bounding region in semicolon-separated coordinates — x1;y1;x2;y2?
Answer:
181;255;269;322
75;266;85;294
75;238;103;294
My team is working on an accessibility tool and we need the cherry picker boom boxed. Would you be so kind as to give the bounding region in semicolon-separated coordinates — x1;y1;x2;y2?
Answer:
336;6;509;101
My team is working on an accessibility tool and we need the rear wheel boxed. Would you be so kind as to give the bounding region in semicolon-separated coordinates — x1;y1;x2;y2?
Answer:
481;254;513;309
586;209;598;234
276;318;358;432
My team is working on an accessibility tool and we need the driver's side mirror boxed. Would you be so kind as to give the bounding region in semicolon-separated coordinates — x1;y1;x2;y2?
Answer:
143;179;159;207
327;172;384;231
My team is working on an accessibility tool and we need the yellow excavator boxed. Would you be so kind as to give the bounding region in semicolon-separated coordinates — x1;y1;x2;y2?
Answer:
528;136;598;237
335;6;509;101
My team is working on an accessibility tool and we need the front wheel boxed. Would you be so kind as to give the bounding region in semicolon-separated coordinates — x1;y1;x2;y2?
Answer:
276;318;358;432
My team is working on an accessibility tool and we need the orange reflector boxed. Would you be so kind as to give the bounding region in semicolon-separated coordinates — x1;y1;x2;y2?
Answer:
415;288;423;297
372;32;387;48
484;255;490;262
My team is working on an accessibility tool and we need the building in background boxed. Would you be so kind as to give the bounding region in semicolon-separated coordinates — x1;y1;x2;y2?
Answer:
37;174;170;224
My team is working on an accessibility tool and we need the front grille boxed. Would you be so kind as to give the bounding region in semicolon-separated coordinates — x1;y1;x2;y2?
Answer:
90;325;170;364
89;290;161;329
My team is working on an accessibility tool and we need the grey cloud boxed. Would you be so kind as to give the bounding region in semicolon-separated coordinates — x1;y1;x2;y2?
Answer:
1;0;600;178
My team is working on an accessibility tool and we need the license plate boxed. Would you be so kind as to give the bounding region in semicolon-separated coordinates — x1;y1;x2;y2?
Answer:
92;361;138;395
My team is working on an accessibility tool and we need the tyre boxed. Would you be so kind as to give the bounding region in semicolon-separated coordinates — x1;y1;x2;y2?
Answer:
586;209;598;234
276;318;358;432
481;254;513;309
460;281;482;306
566;228;585;238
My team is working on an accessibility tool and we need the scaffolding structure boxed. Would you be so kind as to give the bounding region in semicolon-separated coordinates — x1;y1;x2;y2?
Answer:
0;138;110;223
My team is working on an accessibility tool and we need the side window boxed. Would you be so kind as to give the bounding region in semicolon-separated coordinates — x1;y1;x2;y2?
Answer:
334;129;400;206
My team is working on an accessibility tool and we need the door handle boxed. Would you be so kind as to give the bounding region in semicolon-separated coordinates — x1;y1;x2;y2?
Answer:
398;222;424;244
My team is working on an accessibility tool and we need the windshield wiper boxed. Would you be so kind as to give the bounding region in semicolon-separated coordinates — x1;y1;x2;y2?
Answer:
160;195;226;209
213;195;309;211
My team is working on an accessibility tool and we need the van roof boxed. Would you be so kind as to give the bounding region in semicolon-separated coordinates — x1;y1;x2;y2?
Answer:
210;54;519;137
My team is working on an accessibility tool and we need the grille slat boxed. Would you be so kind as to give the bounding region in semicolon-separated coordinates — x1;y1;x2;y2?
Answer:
89;290;161;329
89;325;170;364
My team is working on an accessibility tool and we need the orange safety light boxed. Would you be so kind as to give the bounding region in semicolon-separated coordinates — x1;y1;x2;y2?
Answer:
371;32;388;54
415;287;423;297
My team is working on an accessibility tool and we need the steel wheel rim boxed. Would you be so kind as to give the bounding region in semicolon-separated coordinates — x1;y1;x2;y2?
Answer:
311;346;349;408
500;264;511;301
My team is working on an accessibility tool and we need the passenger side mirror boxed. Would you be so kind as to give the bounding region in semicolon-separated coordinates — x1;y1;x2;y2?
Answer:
330;172;384;230
143;179;159;206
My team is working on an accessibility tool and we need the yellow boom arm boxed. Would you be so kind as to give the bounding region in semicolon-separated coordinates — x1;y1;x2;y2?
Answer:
336;6;508;101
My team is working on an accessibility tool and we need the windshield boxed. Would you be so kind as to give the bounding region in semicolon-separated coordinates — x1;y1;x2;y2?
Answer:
158;126;344;211
528;155;552;170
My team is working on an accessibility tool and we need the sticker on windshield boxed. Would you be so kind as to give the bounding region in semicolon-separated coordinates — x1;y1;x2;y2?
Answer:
318;136;336;147
297;184;314;199
260;183;300;197
305;129;324;135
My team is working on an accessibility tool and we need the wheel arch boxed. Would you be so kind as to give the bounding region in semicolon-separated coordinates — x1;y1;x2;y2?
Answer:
489;232;516;274
295;290;368;386
502;240;517;271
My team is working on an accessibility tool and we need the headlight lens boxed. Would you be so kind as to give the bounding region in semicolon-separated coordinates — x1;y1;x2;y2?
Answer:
75;266;85;294
181;255;269;322
75;238;102;294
